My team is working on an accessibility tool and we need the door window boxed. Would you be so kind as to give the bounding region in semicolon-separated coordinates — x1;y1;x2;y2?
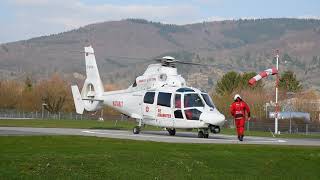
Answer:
174;110;183;119
175;94;181;108
184;94;204;108
157;92;171;107
184;109;202;120
144;92;155;104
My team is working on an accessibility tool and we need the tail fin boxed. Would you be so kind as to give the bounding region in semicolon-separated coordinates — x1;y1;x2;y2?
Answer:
74;46;104;112
71;85;85;114
84;46;104;95
71;46;104;114
83;46;104;96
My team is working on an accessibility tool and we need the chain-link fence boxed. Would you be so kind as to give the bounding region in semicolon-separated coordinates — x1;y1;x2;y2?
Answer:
0;109;121;121
1;109;319;134
223;118;320;134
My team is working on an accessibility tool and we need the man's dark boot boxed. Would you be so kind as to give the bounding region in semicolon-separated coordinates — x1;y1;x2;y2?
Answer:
238;135;241;141
240;135;244;141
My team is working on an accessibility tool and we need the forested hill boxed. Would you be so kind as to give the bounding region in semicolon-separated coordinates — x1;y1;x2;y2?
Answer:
1;18;320;90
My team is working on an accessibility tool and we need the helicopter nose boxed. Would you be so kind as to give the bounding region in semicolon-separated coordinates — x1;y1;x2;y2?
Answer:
200;112;225;126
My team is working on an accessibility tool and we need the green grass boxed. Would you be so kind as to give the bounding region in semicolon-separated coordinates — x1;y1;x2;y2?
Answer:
0;119;137;129
0;119;320;139
221;128;320;139
0;136;319;179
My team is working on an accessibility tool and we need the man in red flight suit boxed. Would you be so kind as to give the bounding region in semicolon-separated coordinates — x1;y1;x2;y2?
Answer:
230;94;251;141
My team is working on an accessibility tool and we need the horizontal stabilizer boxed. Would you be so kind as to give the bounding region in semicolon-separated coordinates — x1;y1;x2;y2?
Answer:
82;98;104;102
71;85;85;114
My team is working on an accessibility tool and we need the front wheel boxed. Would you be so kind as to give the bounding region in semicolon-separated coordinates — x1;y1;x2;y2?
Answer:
204;133;209;138
133;126;140;134
209;125;220;134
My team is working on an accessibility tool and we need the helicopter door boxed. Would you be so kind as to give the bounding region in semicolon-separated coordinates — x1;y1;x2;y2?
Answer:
142;92;156;123
173;94;183;126
156;92;173;127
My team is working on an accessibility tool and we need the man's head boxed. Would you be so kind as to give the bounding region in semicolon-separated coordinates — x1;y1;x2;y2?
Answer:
234;94;242;102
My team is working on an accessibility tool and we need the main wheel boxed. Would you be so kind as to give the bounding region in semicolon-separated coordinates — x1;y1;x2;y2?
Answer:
133;126;140;134
198;131;204;138
167;128;176;136
204;133;209;138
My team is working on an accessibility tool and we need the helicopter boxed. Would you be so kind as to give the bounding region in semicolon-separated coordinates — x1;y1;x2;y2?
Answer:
71;46;225;138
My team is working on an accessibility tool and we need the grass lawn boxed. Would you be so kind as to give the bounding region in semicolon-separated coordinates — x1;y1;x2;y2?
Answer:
0;136;319;180
0;119;320;139
0;119;139;130
220;128;320;139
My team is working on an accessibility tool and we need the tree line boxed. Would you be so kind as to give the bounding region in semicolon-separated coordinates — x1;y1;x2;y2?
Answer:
0;74;120;115
0;74;72;113
0;71;318;122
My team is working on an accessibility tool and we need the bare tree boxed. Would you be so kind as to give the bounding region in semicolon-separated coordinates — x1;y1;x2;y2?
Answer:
36;74;69;113
0;80;22;109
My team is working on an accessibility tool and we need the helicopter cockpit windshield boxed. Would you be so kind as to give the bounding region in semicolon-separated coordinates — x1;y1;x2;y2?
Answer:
173;88;216;121
201;93;215;109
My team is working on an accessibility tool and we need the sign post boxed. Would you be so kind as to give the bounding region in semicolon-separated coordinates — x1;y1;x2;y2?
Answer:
275;50;280;134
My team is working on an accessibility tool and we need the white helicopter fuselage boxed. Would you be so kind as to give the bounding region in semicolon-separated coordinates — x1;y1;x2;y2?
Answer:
71;46;225;135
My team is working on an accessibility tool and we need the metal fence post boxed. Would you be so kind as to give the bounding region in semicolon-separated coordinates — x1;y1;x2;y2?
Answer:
289;118;292;134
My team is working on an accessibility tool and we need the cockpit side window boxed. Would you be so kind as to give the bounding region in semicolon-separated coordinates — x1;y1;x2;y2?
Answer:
201;94;215;108
184;94;204;108
157;92;172;107
144;92;155;104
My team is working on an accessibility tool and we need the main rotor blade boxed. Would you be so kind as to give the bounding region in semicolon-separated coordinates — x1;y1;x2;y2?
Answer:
175;60;217;67
105;55;151;61
68;50;229;68
68;50;152;62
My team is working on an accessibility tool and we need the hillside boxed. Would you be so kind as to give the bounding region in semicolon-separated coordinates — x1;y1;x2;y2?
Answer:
1;18;320;90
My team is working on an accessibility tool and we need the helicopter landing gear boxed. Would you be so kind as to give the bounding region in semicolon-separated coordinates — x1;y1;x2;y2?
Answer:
209;125;220;134
204;129;209;138
198;129;209;138
198;131;204;138
133;119;142;134
133;126;140;134
167;128;176;136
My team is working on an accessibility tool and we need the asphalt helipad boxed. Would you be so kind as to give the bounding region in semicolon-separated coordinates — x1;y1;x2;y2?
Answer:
0;127;319;146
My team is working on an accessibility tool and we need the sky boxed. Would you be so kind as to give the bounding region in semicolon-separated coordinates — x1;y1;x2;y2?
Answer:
0;0;319;43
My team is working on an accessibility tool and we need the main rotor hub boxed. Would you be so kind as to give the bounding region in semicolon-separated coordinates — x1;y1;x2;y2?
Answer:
159;56;176;67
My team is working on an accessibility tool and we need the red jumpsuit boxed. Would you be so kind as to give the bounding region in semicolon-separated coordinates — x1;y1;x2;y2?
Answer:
230;100;250;137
